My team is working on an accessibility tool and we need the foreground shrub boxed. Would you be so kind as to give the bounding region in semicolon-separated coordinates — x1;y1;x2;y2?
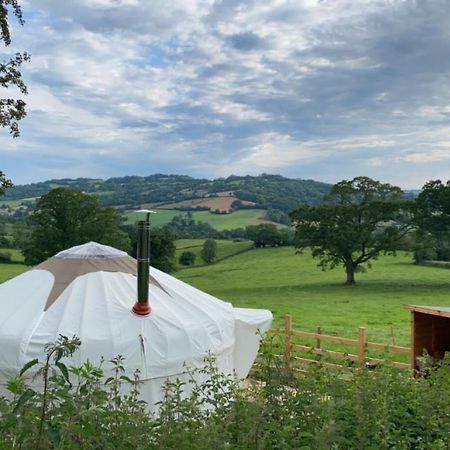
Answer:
2;336;450;448
0;251;11;263
178;251;196;266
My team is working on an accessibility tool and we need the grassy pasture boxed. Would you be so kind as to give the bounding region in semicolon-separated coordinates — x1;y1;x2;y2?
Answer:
3;243;450;351
176;247;450;347
175;239;253;268
0;197;37;207
124;208;274;230
0;247;27;283
124;209;181;226
0;263;28;283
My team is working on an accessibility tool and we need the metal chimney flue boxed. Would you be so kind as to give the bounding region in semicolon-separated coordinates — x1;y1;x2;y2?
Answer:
132;211;154;316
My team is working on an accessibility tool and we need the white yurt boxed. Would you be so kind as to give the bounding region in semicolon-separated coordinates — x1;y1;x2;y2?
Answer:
0;238;272;410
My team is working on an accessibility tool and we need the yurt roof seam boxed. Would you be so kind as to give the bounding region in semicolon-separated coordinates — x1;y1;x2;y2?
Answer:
20;311;46;369
99;271;117;362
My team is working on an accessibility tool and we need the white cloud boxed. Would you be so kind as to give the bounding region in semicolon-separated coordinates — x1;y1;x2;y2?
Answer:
401;150;450;164
367;157;383;167
3;0;450;187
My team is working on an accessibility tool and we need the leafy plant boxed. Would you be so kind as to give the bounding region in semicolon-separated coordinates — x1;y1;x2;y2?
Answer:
2;335;450;448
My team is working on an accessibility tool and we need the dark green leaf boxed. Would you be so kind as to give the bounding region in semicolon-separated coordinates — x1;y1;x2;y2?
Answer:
56;361;71;385
12;388;35;413
19;358;39;376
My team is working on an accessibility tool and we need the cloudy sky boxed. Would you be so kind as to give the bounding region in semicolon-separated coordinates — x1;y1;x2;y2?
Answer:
1;0;449;188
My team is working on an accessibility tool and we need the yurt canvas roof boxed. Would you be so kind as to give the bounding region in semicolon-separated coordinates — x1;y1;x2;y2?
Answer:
0;242;272;408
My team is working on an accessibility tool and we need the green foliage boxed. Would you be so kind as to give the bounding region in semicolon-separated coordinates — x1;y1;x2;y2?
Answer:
0;249;11;262
265;207;290;225
123;223;177;273
166;211;220;239
0;171;12;195
149;226;176;273
415;180;450;239
415;179;450;262
179;250;196;266
246;223;293;247
0;0;30;138
3;335;450;448
20;187;131;265
200;238;217;264
290;176;414;285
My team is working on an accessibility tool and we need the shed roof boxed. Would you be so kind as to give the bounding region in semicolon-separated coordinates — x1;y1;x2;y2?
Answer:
405;305;450;319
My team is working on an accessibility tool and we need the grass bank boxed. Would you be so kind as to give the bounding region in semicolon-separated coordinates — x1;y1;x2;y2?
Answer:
176;247;450;346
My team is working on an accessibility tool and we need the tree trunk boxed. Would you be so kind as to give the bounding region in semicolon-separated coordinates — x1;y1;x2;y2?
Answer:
345;260;356;286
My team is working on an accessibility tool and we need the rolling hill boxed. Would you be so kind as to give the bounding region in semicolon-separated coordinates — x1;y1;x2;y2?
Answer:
1;174;330;210
1;174;331;230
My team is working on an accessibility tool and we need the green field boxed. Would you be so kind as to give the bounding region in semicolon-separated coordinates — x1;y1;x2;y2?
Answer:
0;197;36;207
3;244;450;349
124;208;274;230
124;209;182;226
176;247;450;346
0;248;27;283
175;239;253;268
0;263;28;283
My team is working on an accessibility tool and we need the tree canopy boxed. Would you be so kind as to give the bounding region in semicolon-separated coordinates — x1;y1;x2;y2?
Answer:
246;223;293;247
414;179;450;261
0;170;12;195
290;176;413;285
0;0;29;137
200;239;217;264
21;188;130;265
415;180;450;239
0;1;30;191
178;250;196;266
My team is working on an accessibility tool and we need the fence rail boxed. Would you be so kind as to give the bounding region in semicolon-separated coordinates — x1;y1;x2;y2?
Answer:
265;315;411;372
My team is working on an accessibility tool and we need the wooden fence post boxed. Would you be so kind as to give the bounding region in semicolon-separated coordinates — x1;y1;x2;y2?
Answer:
284;314;293;368
316;326;321;349
358;327;366;368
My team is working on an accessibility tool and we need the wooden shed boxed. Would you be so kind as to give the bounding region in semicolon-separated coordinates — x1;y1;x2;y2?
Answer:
406;305;450;369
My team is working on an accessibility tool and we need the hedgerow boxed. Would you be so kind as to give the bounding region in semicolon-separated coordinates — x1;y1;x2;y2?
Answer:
1;336;450;449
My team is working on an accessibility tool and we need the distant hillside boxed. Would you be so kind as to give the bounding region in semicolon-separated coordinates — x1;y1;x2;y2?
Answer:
2;174;331;214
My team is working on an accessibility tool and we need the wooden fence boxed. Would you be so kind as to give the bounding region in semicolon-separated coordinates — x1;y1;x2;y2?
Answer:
265;314;411;374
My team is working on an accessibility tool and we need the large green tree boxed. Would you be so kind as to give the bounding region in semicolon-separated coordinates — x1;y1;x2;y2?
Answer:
414;180;450;261
290;177;413;285
200;238;217;264
125;224;177;273
147;227;177;273
246;223;293;247
21;188;130;265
